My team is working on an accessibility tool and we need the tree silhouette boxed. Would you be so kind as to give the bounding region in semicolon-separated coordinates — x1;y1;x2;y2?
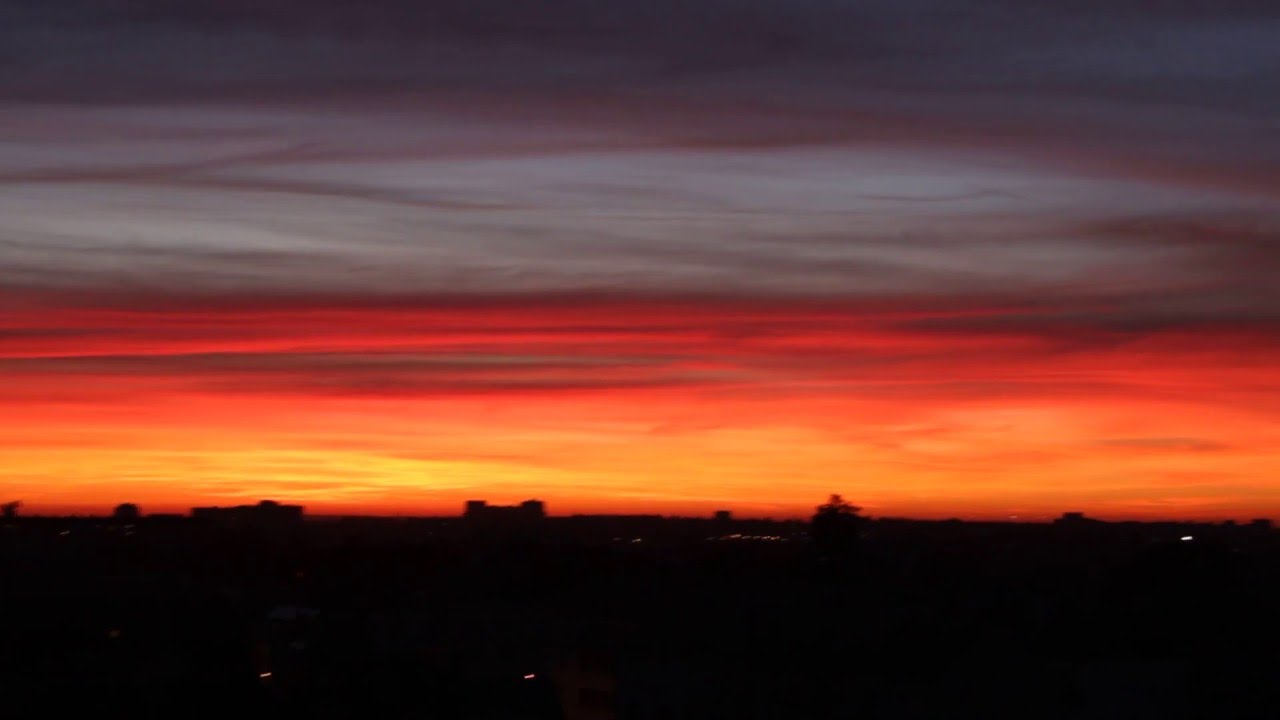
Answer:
816;494;860;517
1;500;19;520
811;494;863;561
113;503;141;522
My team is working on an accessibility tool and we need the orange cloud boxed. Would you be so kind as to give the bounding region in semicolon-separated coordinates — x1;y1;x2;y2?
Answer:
2;293;1276;520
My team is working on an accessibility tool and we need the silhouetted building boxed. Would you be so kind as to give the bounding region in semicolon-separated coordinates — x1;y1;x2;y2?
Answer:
463;499;547;522
713;510;733;522
113;503;141;522
192;500;304;530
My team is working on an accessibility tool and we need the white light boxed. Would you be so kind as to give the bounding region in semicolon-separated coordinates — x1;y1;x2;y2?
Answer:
523;673;536;680
1180;536;1194;542
259;672;273;679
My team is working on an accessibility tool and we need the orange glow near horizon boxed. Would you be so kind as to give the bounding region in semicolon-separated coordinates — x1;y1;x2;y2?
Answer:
4;296;1278;521
3;4;1279;526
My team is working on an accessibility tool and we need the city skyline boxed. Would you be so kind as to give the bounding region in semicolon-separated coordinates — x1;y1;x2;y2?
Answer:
3;1;1278;520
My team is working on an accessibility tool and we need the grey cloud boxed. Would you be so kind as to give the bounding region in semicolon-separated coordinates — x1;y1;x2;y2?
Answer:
2;0;1278;339
4;0;1280;115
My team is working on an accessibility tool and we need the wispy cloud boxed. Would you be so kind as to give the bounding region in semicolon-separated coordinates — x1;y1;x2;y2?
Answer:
2;0;1278;516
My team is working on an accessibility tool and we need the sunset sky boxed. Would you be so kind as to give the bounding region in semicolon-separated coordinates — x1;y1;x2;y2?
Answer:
2;0;1278;519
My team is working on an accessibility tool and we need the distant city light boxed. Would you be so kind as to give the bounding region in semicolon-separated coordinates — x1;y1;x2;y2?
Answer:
259;672;273;679
1181;536;1194;542
523;673;536;680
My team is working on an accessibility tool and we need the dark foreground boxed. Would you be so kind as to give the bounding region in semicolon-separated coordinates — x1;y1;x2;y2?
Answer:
3;514;1279;719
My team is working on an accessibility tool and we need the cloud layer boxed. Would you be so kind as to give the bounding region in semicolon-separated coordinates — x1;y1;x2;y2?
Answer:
1;0;1277;517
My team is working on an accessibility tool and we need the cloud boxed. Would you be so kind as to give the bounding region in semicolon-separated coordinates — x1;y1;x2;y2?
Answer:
5;1;1280;139
1;132;1271;304
1097;437;1232;453
2;295;1275;409
2;0;1279;516
0;348;735;397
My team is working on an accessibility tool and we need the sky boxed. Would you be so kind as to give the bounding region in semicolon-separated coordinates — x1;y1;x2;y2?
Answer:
2;0;1278;519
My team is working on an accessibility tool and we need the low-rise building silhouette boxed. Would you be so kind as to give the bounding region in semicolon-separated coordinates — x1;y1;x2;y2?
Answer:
1054;511;1099;526
464;499;547;522
192;500;304;530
